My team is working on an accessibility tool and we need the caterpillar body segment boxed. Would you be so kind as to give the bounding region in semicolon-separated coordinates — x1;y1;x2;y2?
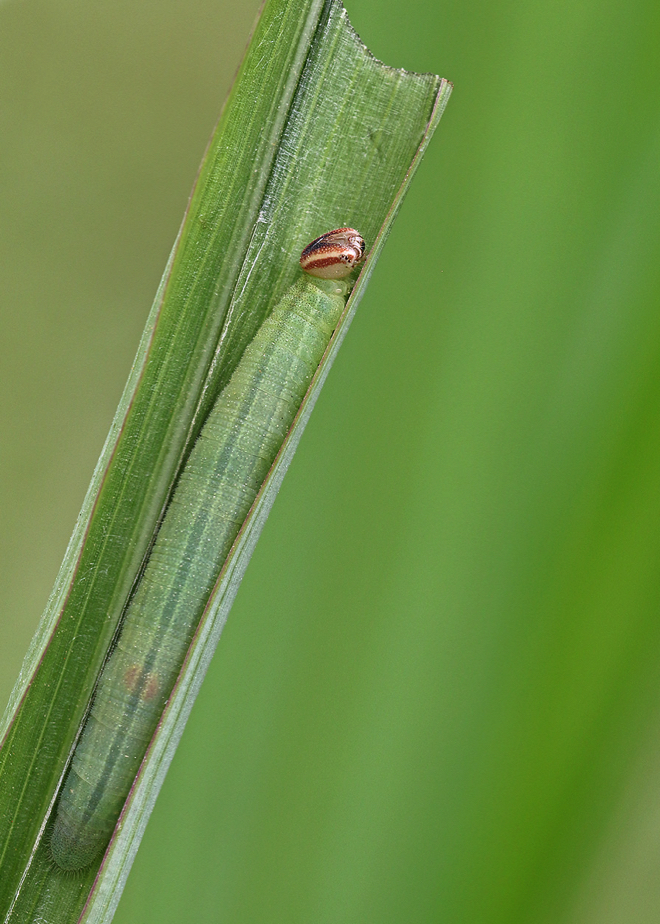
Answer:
50;262;357;871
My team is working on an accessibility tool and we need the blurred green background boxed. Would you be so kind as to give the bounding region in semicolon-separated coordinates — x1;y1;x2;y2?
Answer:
2;0;660;921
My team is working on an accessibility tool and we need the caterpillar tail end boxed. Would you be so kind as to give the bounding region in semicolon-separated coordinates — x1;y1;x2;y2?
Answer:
50;813;100;872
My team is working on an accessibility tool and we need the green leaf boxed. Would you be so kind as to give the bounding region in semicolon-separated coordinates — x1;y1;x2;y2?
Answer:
0;0;450;920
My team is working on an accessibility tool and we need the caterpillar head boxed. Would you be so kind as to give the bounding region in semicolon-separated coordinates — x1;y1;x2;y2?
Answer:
300;228;365;279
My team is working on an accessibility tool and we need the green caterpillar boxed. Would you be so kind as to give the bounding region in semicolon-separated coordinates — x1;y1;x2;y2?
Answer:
50;229;365;871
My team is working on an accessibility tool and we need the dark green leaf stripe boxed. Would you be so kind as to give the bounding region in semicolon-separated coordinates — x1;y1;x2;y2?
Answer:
50;274;349;871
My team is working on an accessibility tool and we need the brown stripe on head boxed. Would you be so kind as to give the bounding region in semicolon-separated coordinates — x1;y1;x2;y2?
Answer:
300;228;365;279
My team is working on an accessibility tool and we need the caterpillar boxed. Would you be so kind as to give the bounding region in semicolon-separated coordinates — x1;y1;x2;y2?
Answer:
50;228;365;871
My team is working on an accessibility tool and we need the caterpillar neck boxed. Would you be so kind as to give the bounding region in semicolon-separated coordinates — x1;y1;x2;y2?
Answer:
307;275;351;299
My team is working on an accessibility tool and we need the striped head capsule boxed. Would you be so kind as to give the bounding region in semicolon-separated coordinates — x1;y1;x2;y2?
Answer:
300;228;366;279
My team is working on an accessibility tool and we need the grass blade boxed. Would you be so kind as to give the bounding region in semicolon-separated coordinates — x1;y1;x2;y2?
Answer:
0;1;450;920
